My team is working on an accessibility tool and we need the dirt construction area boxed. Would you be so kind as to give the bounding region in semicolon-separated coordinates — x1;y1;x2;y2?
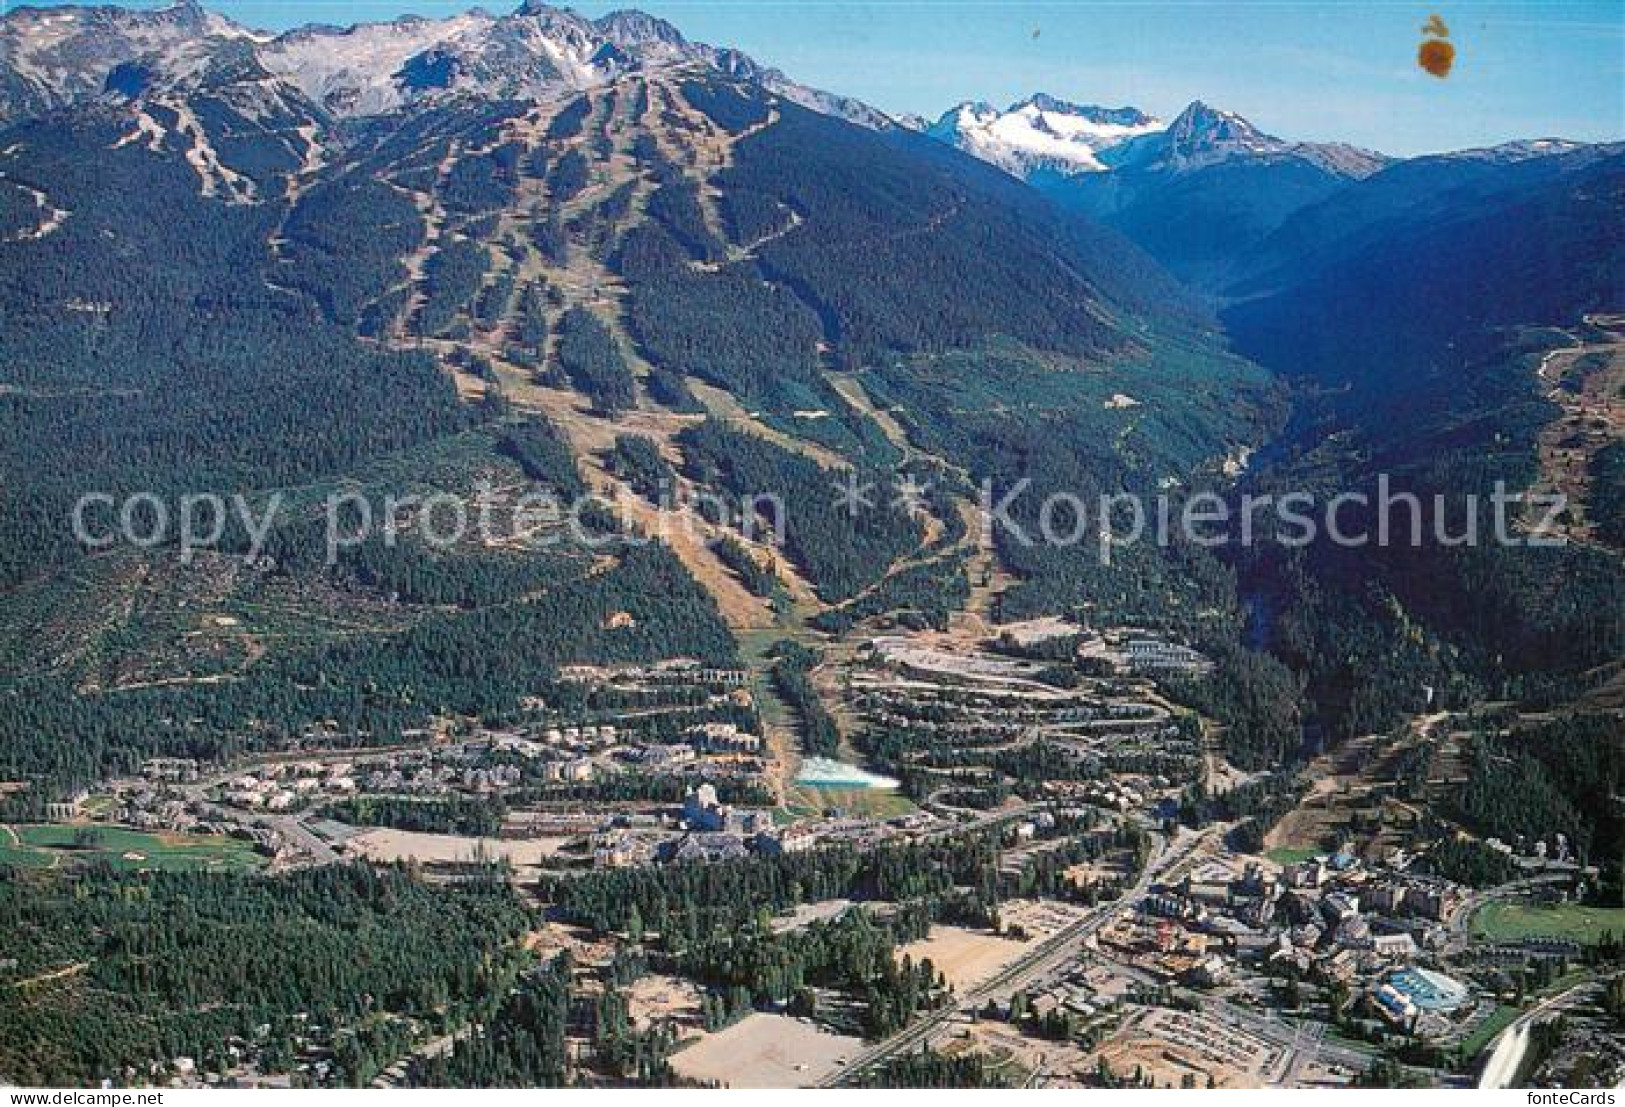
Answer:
627;974;705;1032
343;828;570;871
897;924;1035;990
668;1012;863;1088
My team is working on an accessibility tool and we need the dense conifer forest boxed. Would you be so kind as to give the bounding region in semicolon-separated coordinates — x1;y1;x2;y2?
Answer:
0;865;532;1086
0;18;1620;1090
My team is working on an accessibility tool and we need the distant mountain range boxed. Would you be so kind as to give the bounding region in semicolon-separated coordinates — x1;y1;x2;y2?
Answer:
0;0;1620;779
926;95;1383;288
0;0;1475;291
925;95;1383;181
922;94;1616;290
0;0;889;128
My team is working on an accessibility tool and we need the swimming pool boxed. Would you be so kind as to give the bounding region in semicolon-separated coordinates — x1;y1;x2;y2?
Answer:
1386;966;1471;1012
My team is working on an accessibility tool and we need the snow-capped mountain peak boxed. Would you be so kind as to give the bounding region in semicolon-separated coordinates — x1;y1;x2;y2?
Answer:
257;11;499;116
1165;101;1270;152
0;0;262;120
1018;93;1156;132
591;9;691;54
0;1;902;130
1097;100;1387;178
927;95;1162;177
929;93;1388;182
1111;99;1284;172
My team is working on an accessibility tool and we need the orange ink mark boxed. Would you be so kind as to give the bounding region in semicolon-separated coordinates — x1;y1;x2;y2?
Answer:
1418;13;1455;79
1418;38;1456;77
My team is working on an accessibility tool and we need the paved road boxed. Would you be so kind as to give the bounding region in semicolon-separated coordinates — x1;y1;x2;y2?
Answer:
823;827;1202;1086
181;789;340;867
372;1022;475;1087
264;812;339;864
1478;980;1598;1089
823;821;1396;1088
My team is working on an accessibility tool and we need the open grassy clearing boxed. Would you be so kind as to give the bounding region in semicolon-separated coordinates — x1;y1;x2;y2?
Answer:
1265;847;1321;865
1470;901;1625;945
0;824;264;873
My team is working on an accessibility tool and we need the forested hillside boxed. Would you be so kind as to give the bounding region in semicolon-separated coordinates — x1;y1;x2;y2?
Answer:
1222;150;1625;739
0;59;1278;786
0;0;1622;1094
0;864;533;1086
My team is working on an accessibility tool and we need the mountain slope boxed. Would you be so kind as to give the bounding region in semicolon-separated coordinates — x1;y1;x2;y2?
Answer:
1224;149;1625;398
0;32;1278;784
0;0;893;130
0;0;258;122
1038;102;1387;289
1227;139;1622;299
1220;149;1625;737
922;95;1387;290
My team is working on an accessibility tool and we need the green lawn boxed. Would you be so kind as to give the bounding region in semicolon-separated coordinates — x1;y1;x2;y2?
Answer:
1266;847;1322;866
1471;901;1625;945
0;823;265;873
0;826;57;868
1457;1004;1520;1061
785;782;917;820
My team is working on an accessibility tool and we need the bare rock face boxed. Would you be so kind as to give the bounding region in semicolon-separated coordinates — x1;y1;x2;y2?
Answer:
0;0;904;132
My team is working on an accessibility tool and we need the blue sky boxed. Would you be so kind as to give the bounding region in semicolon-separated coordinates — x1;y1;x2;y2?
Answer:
46;1;1625;154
